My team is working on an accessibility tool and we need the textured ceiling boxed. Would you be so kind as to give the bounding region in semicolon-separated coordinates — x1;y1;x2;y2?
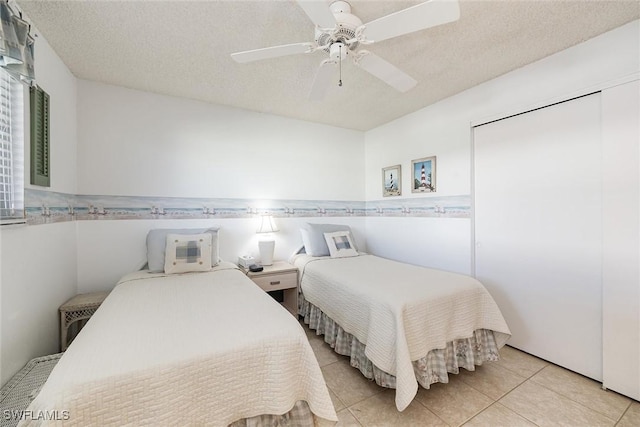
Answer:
17;0;640;131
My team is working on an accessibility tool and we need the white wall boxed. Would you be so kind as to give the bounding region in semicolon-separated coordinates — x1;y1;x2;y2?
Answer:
74;81;366;290
76;80;364;201
25;37;78;195
364;20;639;275
0;33;78;386
0;223;77;384
365;217;471;274
76;217;367;293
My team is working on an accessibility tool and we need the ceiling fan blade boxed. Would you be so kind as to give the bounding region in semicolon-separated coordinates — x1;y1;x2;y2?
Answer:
362;0;460;43
354;51;417;92
309;59;338;101
296;0;336;28
231;42;314;63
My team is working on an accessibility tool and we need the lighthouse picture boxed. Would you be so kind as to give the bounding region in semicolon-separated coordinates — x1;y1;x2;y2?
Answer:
382;165;402;197
411;156;437;193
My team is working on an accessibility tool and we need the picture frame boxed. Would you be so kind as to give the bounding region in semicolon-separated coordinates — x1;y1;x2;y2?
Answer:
411;156;436;193
382;164;402;197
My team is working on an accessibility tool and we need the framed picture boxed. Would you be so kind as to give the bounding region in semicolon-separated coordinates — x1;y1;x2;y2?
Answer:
382;164;401;197
411;156;436;193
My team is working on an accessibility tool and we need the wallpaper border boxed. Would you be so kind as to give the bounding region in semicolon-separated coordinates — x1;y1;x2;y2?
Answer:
24;189;470;225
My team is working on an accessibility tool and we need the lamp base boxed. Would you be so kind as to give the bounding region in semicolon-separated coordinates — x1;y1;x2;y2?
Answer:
258;240;275;266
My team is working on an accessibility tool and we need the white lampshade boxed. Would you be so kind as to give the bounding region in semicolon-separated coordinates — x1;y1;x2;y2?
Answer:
257;215;279;234
256;215;278;265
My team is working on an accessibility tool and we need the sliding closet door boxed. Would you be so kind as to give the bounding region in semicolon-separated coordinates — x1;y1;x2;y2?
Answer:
474;93;602;380
602;80;640;400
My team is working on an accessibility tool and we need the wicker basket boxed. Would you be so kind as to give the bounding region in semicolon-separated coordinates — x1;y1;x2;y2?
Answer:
0;353;62;427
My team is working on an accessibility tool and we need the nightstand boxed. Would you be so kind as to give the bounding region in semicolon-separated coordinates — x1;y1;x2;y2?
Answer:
59;291;109;351
242;261;298;317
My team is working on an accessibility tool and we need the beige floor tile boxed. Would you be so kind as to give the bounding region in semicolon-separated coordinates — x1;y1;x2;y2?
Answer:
311;340;342;367
617;401;640;427
337;409;362;426
321;359;383;407
530;364;630;421
302;323;343;366
329;389;346;412
500;380;615;426
459;363;527;400
463;402;536;427
349;389;448;427
302;322;322;341
415;377;493;426
315;414;339;427
495;345;548;378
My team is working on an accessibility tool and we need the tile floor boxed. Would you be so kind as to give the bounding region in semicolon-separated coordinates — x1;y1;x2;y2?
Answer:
303;324;640;426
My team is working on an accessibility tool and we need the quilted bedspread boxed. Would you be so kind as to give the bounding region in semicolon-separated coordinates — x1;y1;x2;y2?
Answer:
21;263;337;426
293;254;511;412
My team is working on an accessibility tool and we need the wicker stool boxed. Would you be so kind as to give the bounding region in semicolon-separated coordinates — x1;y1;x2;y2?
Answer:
59;291;109;351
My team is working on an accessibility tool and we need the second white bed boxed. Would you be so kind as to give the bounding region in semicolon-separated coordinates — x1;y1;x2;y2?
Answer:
293;253;511;412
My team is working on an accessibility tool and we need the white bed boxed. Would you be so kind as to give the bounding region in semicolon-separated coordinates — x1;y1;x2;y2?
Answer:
292;253;511;412
21;262;337;426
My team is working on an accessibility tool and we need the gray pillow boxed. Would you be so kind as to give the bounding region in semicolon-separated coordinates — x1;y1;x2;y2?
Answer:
302;223;357;256
146;227;220;273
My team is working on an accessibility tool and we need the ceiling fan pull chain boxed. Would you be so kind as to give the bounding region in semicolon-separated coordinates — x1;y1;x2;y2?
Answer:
339;44;343;87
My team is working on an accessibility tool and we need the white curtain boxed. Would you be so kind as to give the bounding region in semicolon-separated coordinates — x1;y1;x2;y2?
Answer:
0;0;35;84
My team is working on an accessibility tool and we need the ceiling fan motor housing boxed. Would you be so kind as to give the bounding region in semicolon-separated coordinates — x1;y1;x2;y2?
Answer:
315;0;362;56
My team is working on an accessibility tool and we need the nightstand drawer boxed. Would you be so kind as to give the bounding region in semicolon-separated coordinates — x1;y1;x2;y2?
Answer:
252;273;297;292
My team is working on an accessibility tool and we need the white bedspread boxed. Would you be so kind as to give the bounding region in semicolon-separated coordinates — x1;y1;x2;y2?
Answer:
293;254;511;411
21;263;337;426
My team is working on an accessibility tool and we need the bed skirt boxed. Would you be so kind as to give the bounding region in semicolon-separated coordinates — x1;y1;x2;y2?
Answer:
300;294;501;389
229;401;317;427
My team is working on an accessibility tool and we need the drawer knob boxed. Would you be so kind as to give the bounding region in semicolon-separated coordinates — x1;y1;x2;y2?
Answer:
270;281;281;285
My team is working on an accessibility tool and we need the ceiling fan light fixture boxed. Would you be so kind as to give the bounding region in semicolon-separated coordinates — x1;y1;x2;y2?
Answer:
329;42;348;61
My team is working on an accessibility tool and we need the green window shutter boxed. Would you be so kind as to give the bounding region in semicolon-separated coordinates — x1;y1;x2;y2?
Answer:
30;85;50;187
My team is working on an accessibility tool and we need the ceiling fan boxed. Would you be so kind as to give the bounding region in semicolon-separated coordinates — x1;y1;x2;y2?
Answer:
230;0;460;100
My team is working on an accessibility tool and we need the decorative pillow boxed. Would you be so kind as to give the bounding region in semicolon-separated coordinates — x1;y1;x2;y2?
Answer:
164;233;212;274
302;223;358;256
147;227;220;273
323;231;359;258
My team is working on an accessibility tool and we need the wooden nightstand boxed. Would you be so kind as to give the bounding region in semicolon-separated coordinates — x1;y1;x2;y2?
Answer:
59;291;109;351
242;261;298;317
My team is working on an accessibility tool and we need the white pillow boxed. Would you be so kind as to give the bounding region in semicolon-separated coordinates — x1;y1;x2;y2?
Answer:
302;223;357;256
323;231;359;258
300;228;313;255
147;227;220;273
164;233;213;274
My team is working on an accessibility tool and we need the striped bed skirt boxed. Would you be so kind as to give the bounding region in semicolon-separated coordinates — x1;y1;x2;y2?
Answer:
299;293;501;389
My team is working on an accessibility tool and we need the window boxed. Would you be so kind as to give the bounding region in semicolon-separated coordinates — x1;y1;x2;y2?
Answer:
0;67;24;224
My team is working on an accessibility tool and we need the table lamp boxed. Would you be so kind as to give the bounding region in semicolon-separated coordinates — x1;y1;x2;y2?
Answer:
256;215;279;265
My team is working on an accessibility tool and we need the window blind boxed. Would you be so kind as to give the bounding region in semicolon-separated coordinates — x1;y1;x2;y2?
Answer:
0;67;24;223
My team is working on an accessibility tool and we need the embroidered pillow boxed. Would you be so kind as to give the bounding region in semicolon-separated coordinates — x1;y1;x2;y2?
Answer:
164;233;213;274
147;227;220;273
323;231;359;258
